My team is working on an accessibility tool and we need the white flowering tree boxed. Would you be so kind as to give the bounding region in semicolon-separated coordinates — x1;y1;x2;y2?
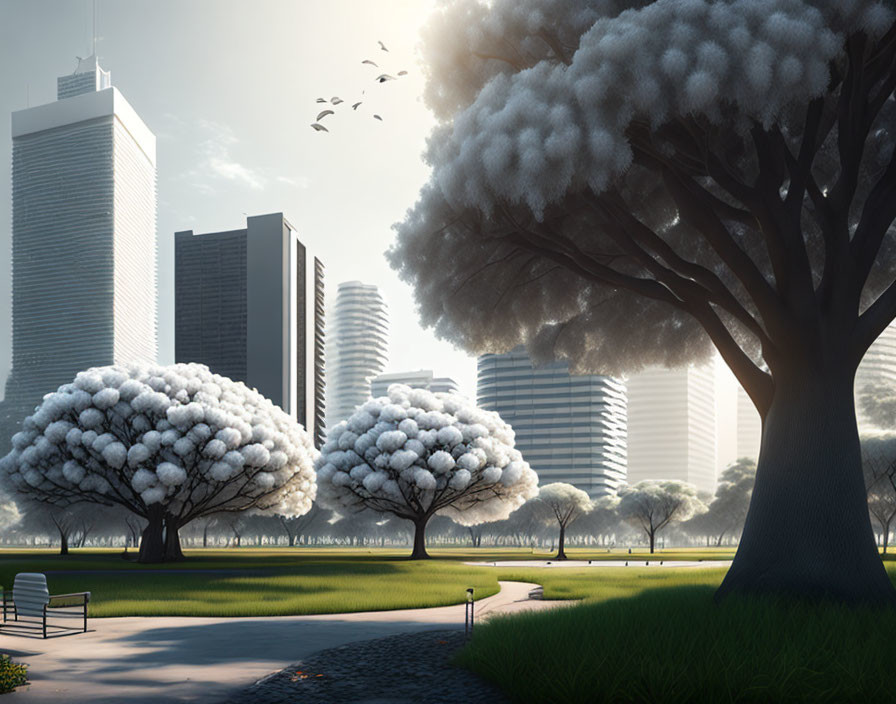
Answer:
317;384;539;558
532;483;592;560
618;480;705;554
387;0;896;602
0;363;317;562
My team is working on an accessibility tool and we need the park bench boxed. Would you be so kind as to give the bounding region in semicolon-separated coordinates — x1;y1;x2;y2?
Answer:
2;572;90;638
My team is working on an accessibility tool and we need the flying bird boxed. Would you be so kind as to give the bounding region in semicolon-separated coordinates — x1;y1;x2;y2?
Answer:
378;40;388;52
373;114;383;121
315;98;327;103
352;102;362;110
375;74;395;83
362;59;378;67
331;97;344;105
316;109;335;121
310;123;329;132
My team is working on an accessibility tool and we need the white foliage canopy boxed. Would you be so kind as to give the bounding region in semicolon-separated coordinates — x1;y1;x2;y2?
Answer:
618;479;705;533
391;0;896;380
316;384;539;525
0;363;317;521
533;482;593;528
423;0;887;217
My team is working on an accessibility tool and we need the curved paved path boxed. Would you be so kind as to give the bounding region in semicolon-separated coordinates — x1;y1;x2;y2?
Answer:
5;581;571;704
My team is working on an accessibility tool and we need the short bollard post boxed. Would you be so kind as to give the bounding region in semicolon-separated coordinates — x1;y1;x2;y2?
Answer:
465;588;474;638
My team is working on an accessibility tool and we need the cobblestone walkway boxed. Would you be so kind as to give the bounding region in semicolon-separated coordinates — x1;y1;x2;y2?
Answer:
222;629;510;704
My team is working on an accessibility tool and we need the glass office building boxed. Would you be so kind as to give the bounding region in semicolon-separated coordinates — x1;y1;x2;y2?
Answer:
477;346;627;498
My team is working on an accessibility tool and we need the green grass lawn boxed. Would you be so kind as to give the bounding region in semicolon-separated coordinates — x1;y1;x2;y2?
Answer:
0;548;503;616
4;546;896;702
0;545;890;621
458;562;896;703
0;545;738;617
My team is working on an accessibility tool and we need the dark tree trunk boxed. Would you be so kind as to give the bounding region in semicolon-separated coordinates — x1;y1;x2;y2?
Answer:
58;527;69;556
138;506;165;563
164;514;185;561
715;529;728;548
556;523;567;560
202;523;209;548
717;369;895;604
648;528;655;554
410;517;430;559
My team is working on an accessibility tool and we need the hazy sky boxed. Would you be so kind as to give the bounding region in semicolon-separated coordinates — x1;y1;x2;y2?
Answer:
0;0;481;398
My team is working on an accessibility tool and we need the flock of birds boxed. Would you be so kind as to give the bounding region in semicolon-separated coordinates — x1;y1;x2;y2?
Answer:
310;41;408;132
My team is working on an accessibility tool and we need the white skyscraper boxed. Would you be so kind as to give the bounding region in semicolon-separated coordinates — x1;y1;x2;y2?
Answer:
625;364;717;494
1;56;157;451
477;347;627;498
325;281;388;429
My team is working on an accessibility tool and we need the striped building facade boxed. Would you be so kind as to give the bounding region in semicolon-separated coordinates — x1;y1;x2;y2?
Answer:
477;347;627;498
325;282;388;429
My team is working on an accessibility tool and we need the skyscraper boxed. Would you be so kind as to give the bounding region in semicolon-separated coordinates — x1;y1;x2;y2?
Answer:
477;347;627;498
1;55;157;451
174;213;325;446
625;364;717;494
371;370;459;398
325;281;388;429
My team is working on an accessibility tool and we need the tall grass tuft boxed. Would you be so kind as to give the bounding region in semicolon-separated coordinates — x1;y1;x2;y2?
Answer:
456;585;896;703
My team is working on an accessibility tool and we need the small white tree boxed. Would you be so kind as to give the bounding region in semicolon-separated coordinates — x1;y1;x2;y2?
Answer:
618;480;705;553
533;482;592;560
0;363;317;562
317;384;539;558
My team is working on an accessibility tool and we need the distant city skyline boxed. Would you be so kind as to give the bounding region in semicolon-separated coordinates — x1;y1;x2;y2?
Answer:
0;0;481;402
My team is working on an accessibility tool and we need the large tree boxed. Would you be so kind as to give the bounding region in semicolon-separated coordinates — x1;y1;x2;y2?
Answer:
0;363;317;562
389;0;896;602
317;384;539;558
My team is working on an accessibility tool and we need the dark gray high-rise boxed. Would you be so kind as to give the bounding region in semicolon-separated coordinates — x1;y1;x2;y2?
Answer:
175;213;325;446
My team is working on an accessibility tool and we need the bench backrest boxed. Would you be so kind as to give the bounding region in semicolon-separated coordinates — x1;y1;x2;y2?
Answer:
12;572;49;617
